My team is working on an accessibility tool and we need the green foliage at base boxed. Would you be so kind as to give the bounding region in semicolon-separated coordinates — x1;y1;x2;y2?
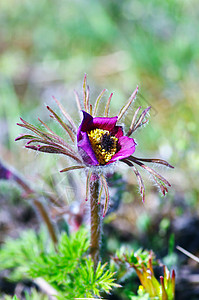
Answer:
0;228;118;299
5;296;20;300
127;287;150;300
113;247;175;300
5;290;48;300
0;227;53;281
5;296;19;300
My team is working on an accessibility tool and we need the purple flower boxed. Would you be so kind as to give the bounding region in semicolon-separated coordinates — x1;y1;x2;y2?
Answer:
16;75;174;216
77;111;136;166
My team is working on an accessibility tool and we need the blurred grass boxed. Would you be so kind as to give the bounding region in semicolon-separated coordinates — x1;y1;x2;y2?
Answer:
0;0;199;198
0;3;199;298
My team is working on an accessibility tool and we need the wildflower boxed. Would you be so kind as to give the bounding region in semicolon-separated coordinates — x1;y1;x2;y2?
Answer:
114;249;175;300
16;75;173;217
77;110;136;166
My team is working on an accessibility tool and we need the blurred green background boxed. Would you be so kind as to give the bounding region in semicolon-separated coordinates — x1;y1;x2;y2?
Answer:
0;0;199;298
0;0;199;249
1;0;199;196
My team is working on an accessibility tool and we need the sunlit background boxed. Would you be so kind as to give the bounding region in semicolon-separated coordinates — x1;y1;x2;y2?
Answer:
0;0;199;298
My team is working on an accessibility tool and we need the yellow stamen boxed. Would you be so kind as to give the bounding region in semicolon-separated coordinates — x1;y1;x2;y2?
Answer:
87;128;118;165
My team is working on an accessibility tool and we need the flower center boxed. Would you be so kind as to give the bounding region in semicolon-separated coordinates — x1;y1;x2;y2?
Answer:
87;129;118;165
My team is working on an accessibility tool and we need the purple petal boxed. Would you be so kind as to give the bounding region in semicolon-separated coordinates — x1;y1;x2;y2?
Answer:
110;126;123;138
77;111;118;140
77;111;93;139
108;136;136;163
77;131;99;166
92;115;118;131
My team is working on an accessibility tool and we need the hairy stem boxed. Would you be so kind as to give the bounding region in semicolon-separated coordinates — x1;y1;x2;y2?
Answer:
90;174;101;270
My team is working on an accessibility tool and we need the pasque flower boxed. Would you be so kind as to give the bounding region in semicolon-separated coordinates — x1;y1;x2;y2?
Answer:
77;110;136;166
16;75;173;217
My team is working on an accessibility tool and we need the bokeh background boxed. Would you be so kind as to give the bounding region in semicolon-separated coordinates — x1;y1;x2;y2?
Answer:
0;0;199;299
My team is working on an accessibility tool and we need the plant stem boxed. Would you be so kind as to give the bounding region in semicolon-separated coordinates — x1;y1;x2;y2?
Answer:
0;161;58;250
90;174;101;270
15;173;58;250
33;199;58;249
